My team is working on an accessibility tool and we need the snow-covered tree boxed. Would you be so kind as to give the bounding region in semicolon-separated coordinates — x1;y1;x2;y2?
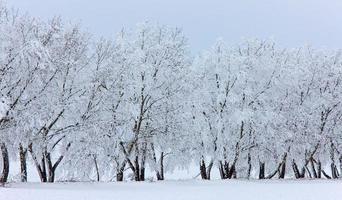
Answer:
2;2;342;184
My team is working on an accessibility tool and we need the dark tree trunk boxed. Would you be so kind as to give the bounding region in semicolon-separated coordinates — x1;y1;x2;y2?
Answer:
39;164;47;182
40;152;48;182
232;169;237;178
134;156;140;181
292;159;306;179
200;159;208;180
116;171;124;182
160;152;164;180
139;145;146;181
29;144;47;182
317;160;322;178
278;152;288;179
259;162;265;179
247;152;252;179
329;142;338;179
310;159;318;178
199;158;213;180
331;163;338;179
156;152;164;181
45;152;55;183
278;162;286;179
139;166;145;181
93;156;100;181
116;161;126;182
225;163;236;179
47;169;55;183
19;144;28;182
218;161;225;179
259;161;282;179
292;160;302;179
150;143;165;181
218;160;236;179
156;171;164;180
29;143;70;183
38;157;47;182
206;161;214;180
0;143;9;183
119;141;147;182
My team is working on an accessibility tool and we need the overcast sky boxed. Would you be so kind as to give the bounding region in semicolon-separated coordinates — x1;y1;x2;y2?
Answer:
7;0;342;51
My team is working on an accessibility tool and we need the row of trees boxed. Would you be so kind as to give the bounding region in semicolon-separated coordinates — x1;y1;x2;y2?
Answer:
0;4;342;183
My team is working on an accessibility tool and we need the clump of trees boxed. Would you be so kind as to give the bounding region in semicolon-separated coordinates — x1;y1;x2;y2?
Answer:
0;4;342;184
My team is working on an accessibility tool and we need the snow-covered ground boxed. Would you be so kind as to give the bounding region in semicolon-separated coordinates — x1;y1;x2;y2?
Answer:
1;180;341;200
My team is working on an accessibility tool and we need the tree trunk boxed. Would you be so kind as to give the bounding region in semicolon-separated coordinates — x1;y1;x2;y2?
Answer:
218;160;236;179
93;155;100;182
293;159;308;179
292;160;301;179
46;159;55;183
329;143;338;179
38;158;47;182
199;158;213;180
45;151;55;183
200;159;208;180
247;152;252;179
156;171;164;180
310;159;318;178
116;171;124;182
206;160;214;180
116;161;126;182
139;145;147;181
150;144;165;181
227;163;236;179
278;162;286;179
199;159;213;180
19;144;28;182
47;169;55;183
278;152;288;179
259;162;265;179
28;144;47;182
156;152;164;180
218;161;225;179
39;158;47;182
134;155;140;181
0;143;9;183
317;160;322;178
331;163;338;179
139;165;145;181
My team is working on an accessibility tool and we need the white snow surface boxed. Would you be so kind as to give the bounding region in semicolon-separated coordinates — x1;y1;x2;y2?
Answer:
1;180;341;200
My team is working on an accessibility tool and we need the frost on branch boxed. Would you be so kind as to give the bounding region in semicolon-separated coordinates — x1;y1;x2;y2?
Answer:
1;4;342;183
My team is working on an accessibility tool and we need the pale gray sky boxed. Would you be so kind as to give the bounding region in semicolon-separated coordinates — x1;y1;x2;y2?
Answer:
7;0;342;51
